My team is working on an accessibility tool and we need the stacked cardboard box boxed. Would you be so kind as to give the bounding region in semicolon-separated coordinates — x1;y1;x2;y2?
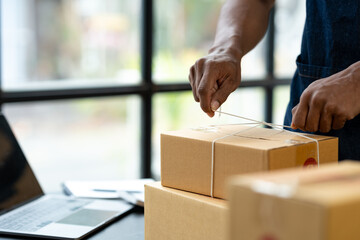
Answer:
145;182;227;240
161;125;338;198
228;161;360;240
145;125;338;240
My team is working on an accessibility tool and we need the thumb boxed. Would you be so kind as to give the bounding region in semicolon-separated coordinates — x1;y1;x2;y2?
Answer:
210;83;235;111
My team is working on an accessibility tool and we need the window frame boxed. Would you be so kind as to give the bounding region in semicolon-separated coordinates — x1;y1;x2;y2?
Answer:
0;0;291;178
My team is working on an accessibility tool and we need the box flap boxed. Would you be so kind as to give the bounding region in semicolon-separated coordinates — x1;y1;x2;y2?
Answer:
162;125;336;151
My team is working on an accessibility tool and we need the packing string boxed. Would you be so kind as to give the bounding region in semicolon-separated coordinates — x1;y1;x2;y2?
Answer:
210;124;261;198
209;110;320;198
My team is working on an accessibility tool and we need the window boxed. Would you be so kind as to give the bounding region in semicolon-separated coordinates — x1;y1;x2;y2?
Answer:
4;97;140;192
0;0;303;191
2;0;141;90
153;0;267;82
275;0;305;78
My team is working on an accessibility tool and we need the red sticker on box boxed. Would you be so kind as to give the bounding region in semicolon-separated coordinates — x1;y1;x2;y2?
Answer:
304;157;317;167
260;234;277;240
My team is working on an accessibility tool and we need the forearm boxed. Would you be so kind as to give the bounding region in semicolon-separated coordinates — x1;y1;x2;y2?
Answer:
189;0;275;116
209;0;275;59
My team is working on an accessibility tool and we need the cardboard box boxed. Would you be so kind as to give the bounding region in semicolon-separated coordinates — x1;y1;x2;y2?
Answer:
228;161;360;240
161;125;338;199
145;182;227;240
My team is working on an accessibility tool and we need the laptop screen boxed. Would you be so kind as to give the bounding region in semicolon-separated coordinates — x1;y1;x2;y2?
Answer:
0;114;43;211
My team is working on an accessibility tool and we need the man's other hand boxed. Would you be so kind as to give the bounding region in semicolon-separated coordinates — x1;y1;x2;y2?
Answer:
188;51;241;117
292;62;360;133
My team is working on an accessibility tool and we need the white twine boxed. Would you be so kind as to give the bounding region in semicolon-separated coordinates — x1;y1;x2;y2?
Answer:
210;124;261;198
209;110;320;198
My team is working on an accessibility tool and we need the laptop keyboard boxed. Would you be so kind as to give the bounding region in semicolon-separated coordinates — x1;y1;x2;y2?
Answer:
0;197;92;232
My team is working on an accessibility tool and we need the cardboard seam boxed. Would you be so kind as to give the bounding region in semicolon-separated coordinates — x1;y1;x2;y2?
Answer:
150;184;227;208
162;131;336;151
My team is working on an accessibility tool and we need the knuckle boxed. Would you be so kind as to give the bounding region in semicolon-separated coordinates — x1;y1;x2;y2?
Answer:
334;110;349;120
291;107;297;115
206;59;214;64
300;90;311;101
195;58;206;67
197;86;208;96
206;60;215;68
207;59;219;68
211;85;218;93
324;103;336;113
311;93;325;108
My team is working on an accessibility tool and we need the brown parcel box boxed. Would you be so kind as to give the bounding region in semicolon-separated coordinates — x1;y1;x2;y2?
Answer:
145;182;227;240
228;161;360;240
161;125;338;199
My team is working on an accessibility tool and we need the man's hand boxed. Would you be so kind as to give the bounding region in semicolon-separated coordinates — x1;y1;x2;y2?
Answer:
292;62;360;133
188;51;241;117
187;0;274;117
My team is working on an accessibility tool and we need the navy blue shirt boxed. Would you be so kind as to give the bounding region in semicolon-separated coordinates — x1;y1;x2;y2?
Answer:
284;1;360;160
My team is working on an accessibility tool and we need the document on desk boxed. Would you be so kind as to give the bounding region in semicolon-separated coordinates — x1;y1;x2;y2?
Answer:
62;179;154;207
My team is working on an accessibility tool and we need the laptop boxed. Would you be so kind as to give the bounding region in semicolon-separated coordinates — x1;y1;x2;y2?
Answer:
0;113;133;239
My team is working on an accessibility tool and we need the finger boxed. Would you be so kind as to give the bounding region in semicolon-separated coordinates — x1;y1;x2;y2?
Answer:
332;115;346;130
197;70;218;117
291;105;298;129
189;66;199;102
194;59;205;101
210;78;237;111
318;109;332;133
291;101;309;131
304;100;323;132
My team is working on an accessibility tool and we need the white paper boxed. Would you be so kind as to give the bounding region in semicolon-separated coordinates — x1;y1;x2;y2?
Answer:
62;178;154;206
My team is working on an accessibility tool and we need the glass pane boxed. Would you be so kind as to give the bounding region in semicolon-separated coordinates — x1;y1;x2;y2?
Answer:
3;96;141;192
2;0;140;90
152;88;265;178
154;0;266;83
273;85;290;125
274;0;306;78
241;37;267;80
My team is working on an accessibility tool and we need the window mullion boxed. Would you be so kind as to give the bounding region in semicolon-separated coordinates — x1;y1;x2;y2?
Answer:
265;7;276;123
140;0;153;178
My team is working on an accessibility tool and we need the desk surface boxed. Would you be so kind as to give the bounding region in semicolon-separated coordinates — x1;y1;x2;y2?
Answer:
0;207;144;240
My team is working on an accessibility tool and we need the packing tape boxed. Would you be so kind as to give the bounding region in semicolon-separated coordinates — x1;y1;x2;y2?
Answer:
209;110;320;198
